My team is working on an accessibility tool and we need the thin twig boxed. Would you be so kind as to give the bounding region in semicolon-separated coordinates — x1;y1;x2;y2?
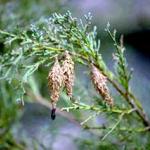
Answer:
84;125;150;132
61;101;136;115
101;113;124;141
80;111;100;126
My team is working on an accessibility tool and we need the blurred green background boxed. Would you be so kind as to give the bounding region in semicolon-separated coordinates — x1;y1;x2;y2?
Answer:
0;0;150;149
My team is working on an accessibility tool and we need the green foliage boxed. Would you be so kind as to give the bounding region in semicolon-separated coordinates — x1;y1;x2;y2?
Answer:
0;11;110;100
0;0;61;30
0;81;24;149
1;11;150;149
0;0;62;149
105;23;132;91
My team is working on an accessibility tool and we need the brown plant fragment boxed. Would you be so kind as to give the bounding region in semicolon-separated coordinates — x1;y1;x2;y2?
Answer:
62;51;74;98
91;64;114;106
48;57;64;110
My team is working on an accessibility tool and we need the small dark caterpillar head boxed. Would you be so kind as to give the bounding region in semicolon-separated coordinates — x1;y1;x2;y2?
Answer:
51;108;56;120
